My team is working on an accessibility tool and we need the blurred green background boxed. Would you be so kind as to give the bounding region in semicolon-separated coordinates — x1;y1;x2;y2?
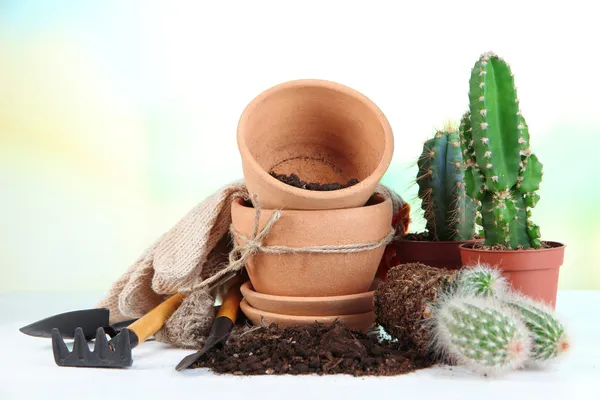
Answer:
1;1;598;292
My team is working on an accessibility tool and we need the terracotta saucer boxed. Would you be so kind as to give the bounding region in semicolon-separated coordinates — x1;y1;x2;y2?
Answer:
240;281;375;316
240;299;376;333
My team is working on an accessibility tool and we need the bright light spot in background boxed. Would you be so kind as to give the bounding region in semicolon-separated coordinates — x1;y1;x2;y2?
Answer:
1;0;598;291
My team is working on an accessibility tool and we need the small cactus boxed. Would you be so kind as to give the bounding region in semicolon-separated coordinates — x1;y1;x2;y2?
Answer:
375;263;570;375
455;264;508;298
504;293;570;363
431;294;531;374
459;52;543;249
417;127;478;241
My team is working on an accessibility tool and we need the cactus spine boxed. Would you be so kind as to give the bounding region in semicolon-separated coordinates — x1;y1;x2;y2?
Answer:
460;52;543;249
432;295;531;373
417;128;477;241
504;294;570;362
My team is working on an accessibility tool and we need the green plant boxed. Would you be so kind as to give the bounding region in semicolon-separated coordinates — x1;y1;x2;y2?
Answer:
375;263;571;375
455;264;570;364
455;264;507;298
459;52;543;249
432;294;531;373
504;294;570;362
416;126;477;241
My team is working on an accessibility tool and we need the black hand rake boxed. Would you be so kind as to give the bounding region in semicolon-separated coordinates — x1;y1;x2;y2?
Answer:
50;292;185;368
52;326;133;368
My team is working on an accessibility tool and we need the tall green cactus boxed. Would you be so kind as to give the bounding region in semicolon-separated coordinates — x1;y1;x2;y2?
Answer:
417;128;477;241
460;52;543;249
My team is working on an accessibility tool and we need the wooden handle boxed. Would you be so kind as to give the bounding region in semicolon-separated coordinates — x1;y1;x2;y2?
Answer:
216;281;243;323
128;293;186;345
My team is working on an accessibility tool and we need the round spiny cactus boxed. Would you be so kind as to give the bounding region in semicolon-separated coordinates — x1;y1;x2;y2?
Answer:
455;263;508;298
431;294;531;374
504;293;570;363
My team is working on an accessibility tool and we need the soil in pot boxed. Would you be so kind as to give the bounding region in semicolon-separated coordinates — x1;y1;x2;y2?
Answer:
269;171;359;191
192;321;433;376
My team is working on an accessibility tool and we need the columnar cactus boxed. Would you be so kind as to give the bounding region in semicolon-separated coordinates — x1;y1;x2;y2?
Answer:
417;127;477;241
432;295;531;373
460;52;543;249
504;294;570;362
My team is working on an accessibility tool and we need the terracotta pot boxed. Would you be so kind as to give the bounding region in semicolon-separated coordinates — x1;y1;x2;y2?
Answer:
240;299;375;333
394;239;481;270
237;79;394;210
230;193;393;297
459;241;566;308
240;281;375;316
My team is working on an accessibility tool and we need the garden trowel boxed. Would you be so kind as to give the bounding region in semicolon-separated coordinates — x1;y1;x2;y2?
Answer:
175;279;243;371
20;308;137;340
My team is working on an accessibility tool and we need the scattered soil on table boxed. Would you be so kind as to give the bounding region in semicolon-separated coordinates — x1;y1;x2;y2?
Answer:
193;321;433;376
270;172;359;191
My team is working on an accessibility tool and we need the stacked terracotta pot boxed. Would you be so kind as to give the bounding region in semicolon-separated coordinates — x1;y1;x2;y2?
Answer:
232;79;395;332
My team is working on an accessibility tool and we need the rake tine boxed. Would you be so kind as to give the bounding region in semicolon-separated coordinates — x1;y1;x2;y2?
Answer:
72;327;89;360
51;328;70;364
93;327;109;360
115;329;132;362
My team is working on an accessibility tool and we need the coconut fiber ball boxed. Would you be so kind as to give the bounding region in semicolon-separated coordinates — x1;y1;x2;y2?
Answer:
374;263;457;357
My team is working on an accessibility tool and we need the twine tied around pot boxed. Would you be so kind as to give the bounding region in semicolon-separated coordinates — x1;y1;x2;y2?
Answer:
191;194;396;292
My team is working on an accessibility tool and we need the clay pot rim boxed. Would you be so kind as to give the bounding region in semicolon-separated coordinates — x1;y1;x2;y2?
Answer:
240;299;374;320
459;240;566;254
233;191;390;213
240;281;375;304
236;78;394;202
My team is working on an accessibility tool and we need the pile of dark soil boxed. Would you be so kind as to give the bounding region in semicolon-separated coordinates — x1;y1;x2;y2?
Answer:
270;172;359;191
193;321;433;376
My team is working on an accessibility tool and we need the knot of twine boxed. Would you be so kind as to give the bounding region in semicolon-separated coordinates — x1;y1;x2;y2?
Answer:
192;195;395;292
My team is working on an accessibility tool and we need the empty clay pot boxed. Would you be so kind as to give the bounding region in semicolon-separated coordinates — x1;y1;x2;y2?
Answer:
395;239;482;270
230;193;393;297
240;299;376;333
459;241;566;308
240;281;375;316
237;79;394;210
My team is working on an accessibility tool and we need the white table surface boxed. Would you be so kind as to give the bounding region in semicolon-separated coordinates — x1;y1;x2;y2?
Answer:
1;290;598;400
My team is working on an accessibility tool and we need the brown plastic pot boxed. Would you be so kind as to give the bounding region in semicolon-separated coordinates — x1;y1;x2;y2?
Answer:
237;79;394;210
230;193;392;297
394;239;481;270
459;241;566;308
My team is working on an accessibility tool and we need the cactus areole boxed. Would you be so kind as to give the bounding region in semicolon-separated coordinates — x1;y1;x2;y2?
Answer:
460;52;543;250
